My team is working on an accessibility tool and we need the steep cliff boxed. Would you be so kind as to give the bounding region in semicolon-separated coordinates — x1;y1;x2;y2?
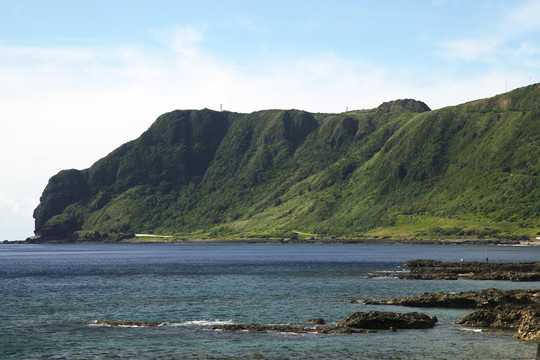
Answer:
33;85;540;241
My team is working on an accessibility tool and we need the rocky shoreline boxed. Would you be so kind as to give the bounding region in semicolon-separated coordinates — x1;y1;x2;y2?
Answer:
215;311;437;334
366;260;540;342
94;311;438;335
369;259;540;281
364;288;540;342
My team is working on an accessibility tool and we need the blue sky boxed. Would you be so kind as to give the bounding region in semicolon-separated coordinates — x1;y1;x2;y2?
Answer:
1;0;539;239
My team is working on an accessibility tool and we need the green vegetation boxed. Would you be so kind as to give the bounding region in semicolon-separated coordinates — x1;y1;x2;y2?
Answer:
33;87;540;241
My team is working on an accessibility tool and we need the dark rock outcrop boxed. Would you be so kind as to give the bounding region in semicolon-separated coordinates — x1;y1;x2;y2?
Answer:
336;311;437;329
377;99;431;113
363;288;540;342
214;311;437;335
33;169;88;239
398;260;540;281
457;304;540;342
216;323;375;335
363;288;538;308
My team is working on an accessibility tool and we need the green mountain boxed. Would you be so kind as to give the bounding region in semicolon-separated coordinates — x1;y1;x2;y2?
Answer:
33;84;540;241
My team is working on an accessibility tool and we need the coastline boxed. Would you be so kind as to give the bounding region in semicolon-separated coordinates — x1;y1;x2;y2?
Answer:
8;236;540;246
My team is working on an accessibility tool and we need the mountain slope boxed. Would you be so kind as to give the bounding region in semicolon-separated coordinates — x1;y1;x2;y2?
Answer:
33;85;540;241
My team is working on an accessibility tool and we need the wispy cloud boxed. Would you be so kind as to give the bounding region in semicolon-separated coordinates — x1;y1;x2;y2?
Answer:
0;191;36;217
438;0;540;66
439;38;502;62
506;0;540;33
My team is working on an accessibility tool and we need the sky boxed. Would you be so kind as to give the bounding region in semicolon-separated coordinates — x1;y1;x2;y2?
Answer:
1;0;539;240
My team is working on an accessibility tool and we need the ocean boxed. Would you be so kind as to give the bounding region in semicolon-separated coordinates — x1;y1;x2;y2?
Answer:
1;243;538;359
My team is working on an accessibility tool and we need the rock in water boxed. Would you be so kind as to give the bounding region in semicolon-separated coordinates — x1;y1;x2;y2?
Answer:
457;305;530;329
515;306;540;342
364;287;540;342
214;311;437;334
363;288;538;308
401;260;540;281
337;311;437;329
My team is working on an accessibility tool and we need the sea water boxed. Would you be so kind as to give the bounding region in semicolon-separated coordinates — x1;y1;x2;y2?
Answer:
0;243;538;359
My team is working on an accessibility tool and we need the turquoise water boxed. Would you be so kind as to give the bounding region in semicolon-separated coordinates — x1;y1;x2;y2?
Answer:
0;243;538;359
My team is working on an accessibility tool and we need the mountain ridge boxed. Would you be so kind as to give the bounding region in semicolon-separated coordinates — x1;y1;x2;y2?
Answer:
33;86;540;241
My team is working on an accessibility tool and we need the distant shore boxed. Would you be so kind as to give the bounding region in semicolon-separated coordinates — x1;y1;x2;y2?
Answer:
6;236;540;246
125;235;540;246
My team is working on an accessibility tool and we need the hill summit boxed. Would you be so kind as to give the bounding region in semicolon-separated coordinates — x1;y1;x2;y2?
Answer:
33;84;540;241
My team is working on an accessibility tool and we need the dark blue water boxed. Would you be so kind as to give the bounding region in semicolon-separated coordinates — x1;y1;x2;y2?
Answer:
0;243;538;359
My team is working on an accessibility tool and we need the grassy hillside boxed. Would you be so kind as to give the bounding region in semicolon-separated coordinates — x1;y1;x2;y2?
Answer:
33;86;540;241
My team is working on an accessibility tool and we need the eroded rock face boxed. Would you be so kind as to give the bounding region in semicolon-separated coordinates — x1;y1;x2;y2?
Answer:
457;304;540;342
33;169;89;239
516;307;540;342
457;304;531;328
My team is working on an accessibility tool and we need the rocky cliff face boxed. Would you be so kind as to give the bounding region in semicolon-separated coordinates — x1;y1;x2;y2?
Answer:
33;169;89;239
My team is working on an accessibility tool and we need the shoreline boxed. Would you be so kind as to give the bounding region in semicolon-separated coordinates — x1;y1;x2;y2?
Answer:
6;236;540;246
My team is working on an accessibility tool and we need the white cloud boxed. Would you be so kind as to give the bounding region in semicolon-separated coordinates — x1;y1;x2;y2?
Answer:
437;0;540;65
506;0;540;33
0;190;37;239
171;27;205;57
0;191;36;217
439;38;502;62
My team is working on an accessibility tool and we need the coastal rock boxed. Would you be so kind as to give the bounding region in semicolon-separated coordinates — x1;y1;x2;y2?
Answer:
457;304;530;329
516;307;540;342
457;304;540;342
364;288;540;342
399;260;540;281
363;288;538;308
214;311;436;335
317;326;377;335
337;311;437;329
216;323;376;335
94;312;436;335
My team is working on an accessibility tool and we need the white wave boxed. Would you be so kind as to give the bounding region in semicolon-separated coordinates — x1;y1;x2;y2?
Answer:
276;331;310;336
89;320;166;328
458;327;483;333
90;319;234;327
165;319;235;327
